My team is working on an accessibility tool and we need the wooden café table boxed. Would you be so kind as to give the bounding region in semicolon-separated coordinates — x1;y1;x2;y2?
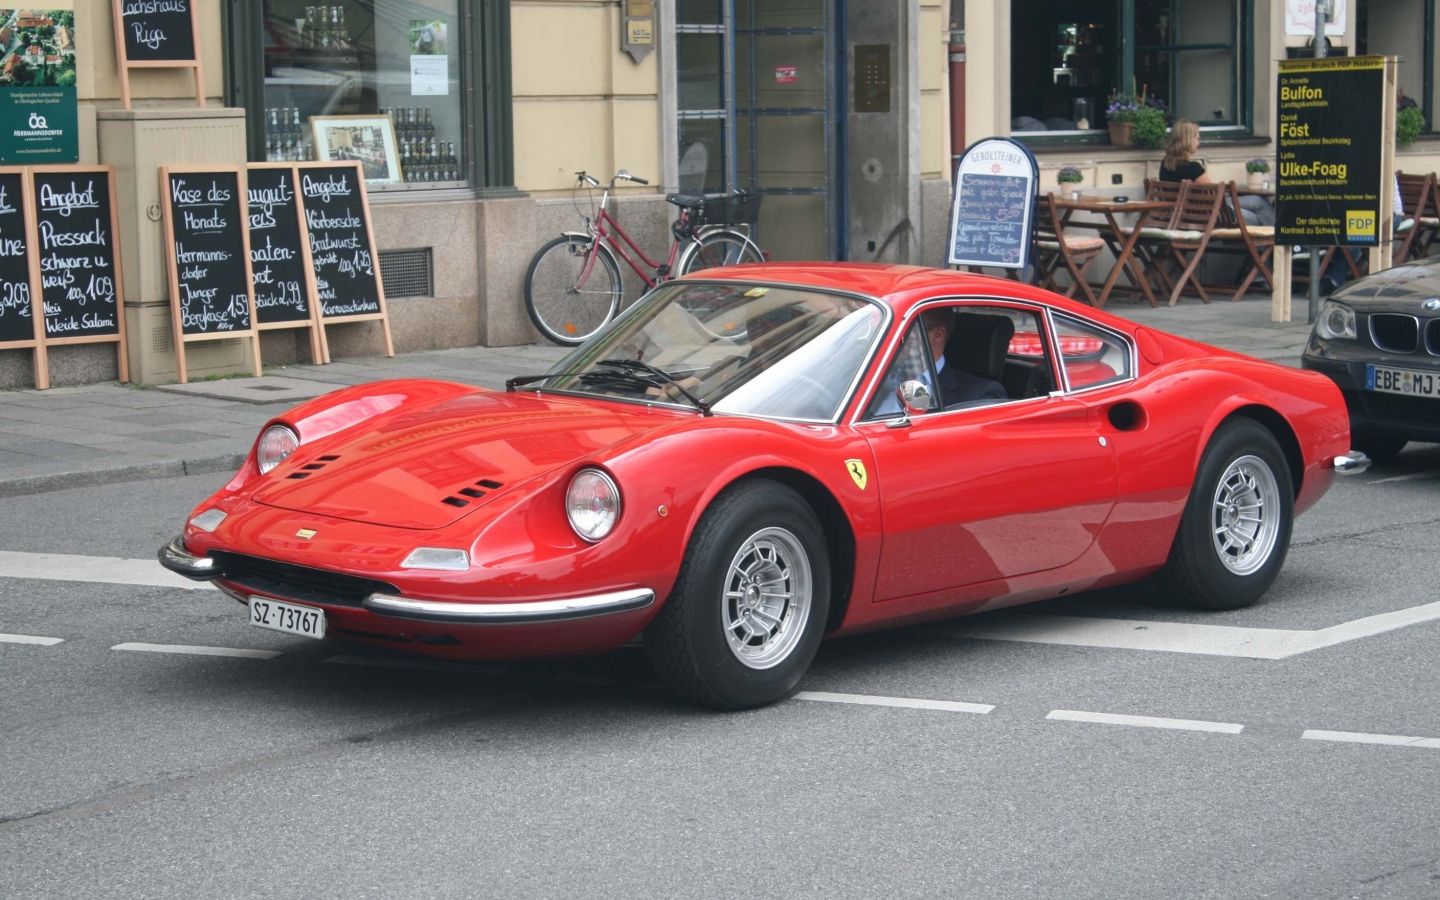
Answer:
1052;195;1176;307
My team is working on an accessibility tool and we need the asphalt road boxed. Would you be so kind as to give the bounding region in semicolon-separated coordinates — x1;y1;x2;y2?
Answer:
3;446;1440;899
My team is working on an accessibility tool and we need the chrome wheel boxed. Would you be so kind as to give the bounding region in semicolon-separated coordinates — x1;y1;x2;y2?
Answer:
721;526;812;670
1210;454;1281;576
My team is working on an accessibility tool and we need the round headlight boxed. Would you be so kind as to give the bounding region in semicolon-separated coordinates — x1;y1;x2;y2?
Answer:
566;468;621;542
256;424;300;475
1316;301;1356;341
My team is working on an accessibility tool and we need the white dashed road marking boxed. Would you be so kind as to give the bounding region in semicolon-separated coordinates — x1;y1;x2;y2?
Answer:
1370;471;1440;485
1301;729;1440;749
794;690;995;714
0;550;214;591
111;642;280;659
0;632;64;646
1046;709;1245;734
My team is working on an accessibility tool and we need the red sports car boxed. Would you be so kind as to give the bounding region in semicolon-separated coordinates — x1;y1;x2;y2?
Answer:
160;264;1364;708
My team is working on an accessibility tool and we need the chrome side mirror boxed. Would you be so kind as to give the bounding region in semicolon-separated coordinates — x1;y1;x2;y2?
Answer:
897;379;931;415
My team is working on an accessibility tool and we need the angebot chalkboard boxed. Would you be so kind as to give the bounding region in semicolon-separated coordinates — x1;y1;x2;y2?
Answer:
160;167;260;382
947;138;1039;269
0;170;38;347
296;162;393;357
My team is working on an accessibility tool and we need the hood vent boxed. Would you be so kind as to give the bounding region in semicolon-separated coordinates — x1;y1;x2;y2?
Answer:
286;454;341;480
440;477;505;508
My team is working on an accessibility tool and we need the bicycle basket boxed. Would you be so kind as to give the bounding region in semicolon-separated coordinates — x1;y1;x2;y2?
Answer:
698;190;762;226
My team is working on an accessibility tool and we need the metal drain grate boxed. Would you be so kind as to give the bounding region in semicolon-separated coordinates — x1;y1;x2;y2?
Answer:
379;248;434;298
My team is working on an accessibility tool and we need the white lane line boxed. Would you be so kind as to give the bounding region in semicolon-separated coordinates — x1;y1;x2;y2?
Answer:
1046;709;1244;734
0;632;64;646
0;550;214;591
112;642;280;659
1305;601;1440;652
794;690;994;714
323;654;506;675
1301;729;1440;749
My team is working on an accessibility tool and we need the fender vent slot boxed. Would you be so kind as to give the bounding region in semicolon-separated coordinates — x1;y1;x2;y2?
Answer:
287;472;310;479
440;478;505;508
441;497;469;508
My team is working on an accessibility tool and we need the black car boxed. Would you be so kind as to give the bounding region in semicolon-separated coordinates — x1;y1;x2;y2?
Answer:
1301;259;1440;461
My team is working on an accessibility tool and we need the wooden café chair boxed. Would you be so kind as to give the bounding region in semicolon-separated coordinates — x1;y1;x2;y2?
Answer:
1141;181;1225;304
1032;193;1107;304
1205;181;1276;300
1114;179;1184;298
1396;171;1438;262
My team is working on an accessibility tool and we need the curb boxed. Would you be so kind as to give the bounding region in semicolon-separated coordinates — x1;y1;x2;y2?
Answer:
0;454;247;499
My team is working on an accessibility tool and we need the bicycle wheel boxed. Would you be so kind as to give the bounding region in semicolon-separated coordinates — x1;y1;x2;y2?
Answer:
524;235;622;346
677;230;763;275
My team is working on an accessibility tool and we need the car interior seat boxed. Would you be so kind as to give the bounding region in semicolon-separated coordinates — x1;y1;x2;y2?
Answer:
944;313;1015;398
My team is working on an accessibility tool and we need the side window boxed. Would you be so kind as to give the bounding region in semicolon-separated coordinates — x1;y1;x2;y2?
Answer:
864;304;1056;420
1053;315;1132;390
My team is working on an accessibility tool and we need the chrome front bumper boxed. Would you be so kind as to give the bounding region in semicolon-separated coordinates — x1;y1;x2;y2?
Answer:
1333;450;1371;475
156;536;655;624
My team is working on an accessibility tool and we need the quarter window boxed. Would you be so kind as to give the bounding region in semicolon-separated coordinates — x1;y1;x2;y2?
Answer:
1052;315;1131;390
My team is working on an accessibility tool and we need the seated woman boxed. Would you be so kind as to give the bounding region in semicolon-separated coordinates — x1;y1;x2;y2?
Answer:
1160;119;1274;227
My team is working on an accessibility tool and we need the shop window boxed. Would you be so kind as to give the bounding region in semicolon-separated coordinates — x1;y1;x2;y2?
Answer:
258;0;467;188
676;0;731;192
1357;0;1434;134
1011;0;1250;138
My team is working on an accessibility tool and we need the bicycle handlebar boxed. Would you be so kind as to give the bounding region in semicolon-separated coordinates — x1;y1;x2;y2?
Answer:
623;174;650;185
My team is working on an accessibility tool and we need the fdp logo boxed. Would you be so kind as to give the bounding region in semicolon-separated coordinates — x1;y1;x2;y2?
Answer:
1345;209;1377;242
28;112;49;130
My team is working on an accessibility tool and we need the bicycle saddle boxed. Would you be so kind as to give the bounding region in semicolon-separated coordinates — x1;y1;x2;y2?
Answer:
666;192;707;208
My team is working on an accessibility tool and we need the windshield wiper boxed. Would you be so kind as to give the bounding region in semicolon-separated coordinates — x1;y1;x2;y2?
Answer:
506;360;712;416
596;359;712;415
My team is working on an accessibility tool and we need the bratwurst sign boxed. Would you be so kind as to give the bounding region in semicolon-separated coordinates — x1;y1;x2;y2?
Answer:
1275;55;1385;246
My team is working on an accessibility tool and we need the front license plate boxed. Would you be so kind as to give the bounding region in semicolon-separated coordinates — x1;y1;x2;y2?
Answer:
1366;365;1440;399
248;597;326;639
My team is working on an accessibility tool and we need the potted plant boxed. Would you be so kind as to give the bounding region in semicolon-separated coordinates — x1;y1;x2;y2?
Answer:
1106;87;1166;148
1131;101;1167;149
1057;165;1084;198
1105;92;1142;146
1245;158;1271;190
1397;105;1424;147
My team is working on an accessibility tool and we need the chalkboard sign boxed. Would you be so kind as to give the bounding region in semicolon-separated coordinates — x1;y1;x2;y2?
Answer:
947;138;1039;269
247;166;312;325
110;0;206;109
117;0;197;62
164;169;252;335
0;170;37;347
160;167;260;383
34;169;124;341
298;164;391;338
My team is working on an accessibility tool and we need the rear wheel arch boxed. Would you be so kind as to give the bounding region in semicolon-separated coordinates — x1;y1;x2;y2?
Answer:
1220;405;1305;500
697;467;856;634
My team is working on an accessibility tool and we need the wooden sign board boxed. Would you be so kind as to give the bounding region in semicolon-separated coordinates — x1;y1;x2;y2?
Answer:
246;163;326;364
947;137;1039;270
0;168;47;389
296;161;393;357
32;165;129;383
159;166;260;383
112;0;205;109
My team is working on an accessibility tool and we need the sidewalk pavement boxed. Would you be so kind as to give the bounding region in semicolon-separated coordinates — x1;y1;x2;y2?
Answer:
0;295;1313;498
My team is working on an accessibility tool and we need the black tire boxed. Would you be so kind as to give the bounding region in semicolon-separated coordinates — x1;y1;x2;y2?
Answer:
1157;418;1295;611
1353;433;1407;463
524;235;621;346
645;480;830;710
677;230;762;275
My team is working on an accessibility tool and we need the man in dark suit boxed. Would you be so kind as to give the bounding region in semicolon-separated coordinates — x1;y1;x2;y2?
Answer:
922;310;1007;406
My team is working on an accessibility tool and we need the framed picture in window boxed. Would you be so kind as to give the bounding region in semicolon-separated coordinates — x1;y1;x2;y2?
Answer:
310;115;404;186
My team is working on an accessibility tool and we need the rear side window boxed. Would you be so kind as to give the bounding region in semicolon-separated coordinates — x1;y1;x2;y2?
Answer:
1052;315;1132;391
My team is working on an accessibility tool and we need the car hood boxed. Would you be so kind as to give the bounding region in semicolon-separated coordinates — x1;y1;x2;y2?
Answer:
1331;260;1440;312
252;390;677;530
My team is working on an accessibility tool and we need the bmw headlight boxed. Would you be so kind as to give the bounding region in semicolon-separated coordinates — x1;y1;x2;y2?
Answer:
1316;301;1356;341
256;424;300;475
566;468;621;542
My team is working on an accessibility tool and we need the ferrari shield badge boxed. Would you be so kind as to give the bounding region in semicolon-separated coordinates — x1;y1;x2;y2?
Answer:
295;528;318;540
845;459;868;490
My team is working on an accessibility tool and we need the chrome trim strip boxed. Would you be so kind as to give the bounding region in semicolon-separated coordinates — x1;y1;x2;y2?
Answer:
156;536;219;580
1333;451;1371;475
363;587;656;624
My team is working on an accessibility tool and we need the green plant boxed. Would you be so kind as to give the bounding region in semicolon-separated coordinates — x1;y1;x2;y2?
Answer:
1057;165;1084;184
1397;105;1424;147
1245;158;1271;174
1131;106;1167;148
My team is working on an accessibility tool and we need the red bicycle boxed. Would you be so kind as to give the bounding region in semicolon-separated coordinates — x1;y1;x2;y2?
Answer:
524;169;764;346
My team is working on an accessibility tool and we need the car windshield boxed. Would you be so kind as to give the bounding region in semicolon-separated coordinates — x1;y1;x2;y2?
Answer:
535;282;886;421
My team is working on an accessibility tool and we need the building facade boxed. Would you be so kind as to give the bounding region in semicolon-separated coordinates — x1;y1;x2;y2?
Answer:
1;0;1436;388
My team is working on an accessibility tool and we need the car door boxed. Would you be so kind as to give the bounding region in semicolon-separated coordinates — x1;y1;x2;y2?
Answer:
857;301;1121;602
